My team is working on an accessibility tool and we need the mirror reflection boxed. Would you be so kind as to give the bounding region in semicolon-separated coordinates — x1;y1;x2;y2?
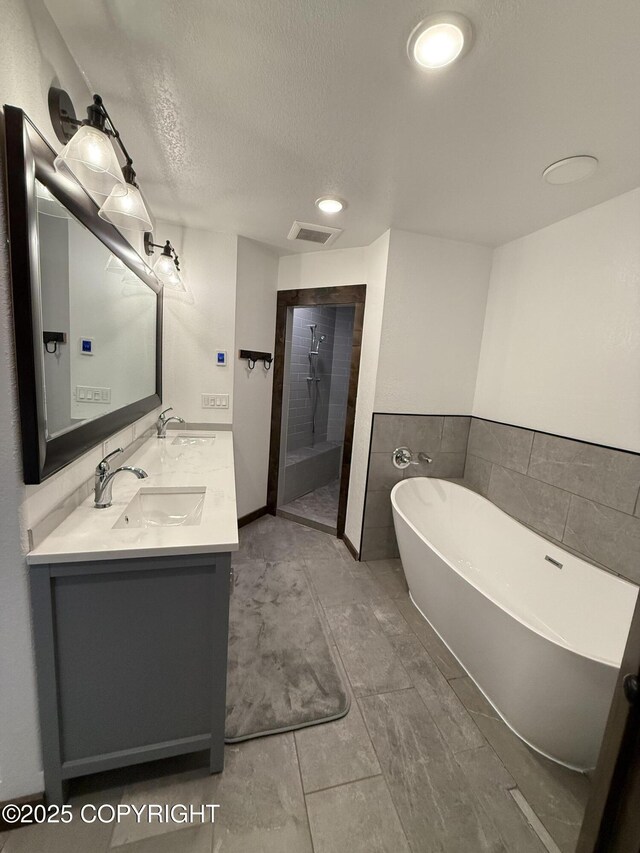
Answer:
36;180;157;440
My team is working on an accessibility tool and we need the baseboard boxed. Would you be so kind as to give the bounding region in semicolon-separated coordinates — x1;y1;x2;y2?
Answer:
238;506;268;528
342;533;360;561
0;792;45;832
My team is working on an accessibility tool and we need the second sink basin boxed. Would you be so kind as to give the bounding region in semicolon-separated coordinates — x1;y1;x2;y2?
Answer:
113;487;206;529
171;434;215;446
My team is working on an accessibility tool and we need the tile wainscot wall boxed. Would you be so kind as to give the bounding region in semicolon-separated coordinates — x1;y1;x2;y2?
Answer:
361;415;640;587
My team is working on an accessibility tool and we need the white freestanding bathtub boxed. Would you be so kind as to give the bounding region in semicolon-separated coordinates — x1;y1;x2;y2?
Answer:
391;477;638;771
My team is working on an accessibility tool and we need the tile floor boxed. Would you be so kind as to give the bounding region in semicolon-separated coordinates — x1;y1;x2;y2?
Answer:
278;478;341;532
2;515;590;853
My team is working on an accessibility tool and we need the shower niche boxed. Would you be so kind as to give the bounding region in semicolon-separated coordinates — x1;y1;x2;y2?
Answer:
277;304;356;532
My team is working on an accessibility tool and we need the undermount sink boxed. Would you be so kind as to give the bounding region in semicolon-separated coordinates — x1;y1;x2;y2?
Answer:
113;487;206;529
171;434;215;446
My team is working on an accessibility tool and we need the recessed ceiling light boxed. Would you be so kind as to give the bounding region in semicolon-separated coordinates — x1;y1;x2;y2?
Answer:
315;196;345;214
542;156;599;184
408;13;473;69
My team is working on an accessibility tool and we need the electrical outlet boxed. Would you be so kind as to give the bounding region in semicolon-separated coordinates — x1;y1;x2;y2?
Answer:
201;393;229;409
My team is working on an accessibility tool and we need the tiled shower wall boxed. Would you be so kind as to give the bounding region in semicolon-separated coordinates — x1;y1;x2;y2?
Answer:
361;415;640;586
286;305;336;452
285;305;355;454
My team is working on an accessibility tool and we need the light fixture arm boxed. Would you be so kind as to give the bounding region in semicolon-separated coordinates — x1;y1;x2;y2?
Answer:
144;233;181;270
86;95;138;186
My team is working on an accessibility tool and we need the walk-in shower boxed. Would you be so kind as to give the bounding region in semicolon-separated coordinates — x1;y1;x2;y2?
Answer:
277;305;355;532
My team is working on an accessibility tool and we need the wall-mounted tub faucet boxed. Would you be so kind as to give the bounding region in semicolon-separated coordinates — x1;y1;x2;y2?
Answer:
156;407;185;438
392;447;433;470
94;448;148;508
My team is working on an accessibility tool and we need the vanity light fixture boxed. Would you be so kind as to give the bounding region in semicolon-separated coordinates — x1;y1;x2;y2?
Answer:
53;93;127;197
407;12;473;69
50;88;153;231
315;196;345;214
144;233;184;289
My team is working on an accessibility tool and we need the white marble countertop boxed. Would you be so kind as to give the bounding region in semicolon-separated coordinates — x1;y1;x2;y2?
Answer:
27;431;238;565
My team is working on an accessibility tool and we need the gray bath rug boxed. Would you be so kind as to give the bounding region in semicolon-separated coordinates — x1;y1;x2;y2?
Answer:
225;559;350;742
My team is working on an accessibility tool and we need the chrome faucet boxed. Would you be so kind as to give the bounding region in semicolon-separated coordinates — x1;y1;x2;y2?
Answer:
156;407;185;438
94;448;148;508
392;447;433;469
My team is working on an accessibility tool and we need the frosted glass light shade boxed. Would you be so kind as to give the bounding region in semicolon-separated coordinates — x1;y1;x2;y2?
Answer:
98;183;153;232
54;125;126;197
153;253;184;289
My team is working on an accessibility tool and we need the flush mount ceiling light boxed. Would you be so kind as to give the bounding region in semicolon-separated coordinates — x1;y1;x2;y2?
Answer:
407;12;473;69
144;233;184;289
315;196;345;214
542;155;599;185
50;88;154;232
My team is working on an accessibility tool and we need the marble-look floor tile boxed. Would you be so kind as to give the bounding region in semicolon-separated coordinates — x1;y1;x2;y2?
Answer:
112;825;213;852
110;767;217;847
370;597;413;636
449;676;588;853
360;689;507;852
364;560;408;599
389;633;485;753
324;603;412;696
211;735;313;853
394;597;464;679
455;747;546;852
305;557;386;607
295;692;380;793
2;787;122;853
306;776;411;853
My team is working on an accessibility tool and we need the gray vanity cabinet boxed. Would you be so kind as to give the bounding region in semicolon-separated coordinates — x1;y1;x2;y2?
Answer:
29;551;231;805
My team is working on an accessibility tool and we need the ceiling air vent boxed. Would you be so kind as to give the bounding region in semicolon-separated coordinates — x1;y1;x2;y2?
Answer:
287;221;342;247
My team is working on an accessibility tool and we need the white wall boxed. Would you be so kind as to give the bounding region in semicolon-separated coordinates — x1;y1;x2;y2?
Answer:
276;236;390;551
374;229;492;414
233;237;279;518
278;246;366;291
158;221;237;424
0;0;97;801
474;188;640;452
344;231;390;550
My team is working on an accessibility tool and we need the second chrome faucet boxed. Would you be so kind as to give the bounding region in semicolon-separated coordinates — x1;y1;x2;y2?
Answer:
156;407;185;438
94;449;148;508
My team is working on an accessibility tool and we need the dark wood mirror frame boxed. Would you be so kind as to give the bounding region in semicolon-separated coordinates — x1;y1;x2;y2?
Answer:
2;105;163;484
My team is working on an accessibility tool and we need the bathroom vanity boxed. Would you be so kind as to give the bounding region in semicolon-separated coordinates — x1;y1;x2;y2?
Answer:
27;431;238;805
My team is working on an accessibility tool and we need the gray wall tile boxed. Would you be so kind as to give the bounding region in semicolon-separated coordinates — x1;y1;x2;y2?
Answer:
464;454;492;497
368;452;403;491
467;419;534;474
563;495;640;584
487;465;571;541
528;433;640;514
363;490;394;529
441;416;471;453
360;526;400;562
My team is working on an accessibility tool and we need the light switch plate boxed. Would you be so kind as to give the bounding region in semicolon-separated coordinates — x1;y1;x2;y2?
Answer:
201;393;229;409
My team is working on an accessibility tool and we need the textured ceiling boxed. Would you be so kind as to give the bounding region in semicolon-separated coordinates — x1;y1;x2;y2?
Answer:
45;0;640;252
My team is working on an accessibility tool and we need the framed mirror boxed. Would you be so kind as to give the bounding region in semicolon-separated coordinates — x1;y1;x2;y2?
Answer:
3;105;163;483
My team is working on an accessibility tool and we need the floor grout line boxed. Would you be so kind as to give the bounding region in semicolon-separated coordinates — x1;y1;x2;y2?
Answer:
509;788;563;853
